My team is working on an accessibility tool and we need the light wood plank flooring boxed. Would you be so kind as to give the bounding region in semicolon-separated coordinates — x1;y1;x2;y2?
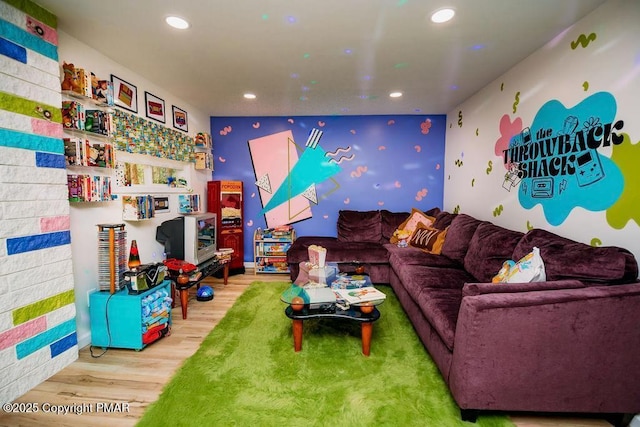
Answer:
0;271;611;427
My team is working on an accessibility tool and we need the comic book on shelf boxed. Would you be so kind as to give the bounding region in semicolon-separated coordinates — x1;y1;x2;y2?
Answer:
64;138;113;168
93;79;114;106
85;110;113;137
85;141;113;168
63;137;82;166
62;100;85;130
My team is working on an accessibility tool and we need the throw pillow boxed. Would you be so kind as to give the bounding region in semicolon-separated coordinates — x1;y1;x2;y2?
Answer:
492;247;547;283
408;223;448;254
390;208;435;244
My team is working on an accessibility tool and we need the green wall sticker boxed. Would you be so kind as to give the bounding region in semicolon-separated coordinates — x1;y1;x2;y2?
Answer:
571;33;597;49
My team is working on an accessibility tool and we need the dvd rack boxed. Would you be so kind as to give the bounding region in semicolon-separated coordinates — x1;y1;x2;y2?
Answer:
97;223;127;293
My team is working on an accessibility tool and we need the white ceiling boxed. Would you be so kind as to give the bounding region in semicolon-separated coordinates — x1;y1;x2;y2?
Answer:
35;0;608;117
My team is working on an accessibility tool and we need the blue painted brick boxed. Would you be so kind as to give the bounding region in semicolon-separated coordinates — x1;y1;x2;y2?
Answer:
7;231;71;255
36;152;66;169
0;37;27;63
50;332;77;357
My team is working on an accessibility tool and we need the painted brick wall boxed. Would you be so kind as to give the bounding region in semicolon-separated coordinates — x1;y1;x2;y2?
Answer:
0;0;78;404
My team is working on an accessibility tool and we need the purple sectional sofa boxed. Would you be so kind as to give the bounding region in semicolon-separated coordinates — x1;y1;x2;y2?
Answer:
286;209;640;424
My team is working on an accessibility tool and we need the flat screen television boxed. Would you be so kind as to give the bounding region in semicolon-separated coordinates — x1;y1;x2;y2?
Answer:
155;213;217;266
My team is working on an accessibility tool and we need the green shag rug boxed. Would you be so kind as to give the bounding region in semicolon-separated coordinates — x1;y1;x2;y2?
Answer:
137;282;514;427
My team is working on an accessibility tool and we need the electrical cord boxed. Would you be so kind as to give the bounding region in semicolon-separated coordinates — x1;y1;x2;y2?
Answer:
89;292;114;358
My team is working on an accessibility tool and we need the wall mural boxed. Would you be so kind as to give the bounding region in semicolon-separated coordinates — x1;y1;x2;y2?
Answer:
495;91;635;227
248;129;342;228
211;115;446;258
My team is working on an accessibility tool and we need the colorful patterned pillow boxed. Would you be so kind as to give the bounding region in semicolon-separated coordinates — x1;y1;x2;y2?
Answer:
408;223;448;254
390;208;435;243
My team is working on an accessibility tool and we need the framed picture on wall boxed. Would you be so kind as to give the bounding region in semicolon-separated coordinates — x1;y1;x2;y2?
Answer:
172;105;188;132
110;75;138;113
145;91;166;123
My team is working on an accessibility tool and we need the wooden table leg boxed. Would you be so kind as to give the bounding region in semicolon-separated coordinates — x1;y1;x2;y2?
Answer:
180;288;189;319
223;263;229;286
361;322;373;356
292;319;303;352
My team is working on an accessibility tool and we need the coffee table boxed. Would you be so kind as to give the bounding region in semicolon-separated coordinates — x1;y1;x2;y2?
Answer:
166;254;232;319
281;271;385;356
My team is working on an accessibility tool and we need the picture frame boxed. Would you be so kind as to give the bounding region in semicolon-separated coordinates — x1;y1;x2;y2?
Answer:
145;91;166;123
172;105;188;132
110;74;138;113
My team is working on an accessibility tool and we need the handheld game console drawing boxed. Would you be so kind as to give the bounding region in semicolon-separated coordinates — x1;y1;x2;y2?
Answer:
575;150;604;187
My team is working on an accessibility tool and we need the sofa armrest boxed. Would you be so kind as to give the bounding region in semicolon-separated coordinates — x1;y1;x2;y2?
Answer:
449;283;640;413
461;279;585;297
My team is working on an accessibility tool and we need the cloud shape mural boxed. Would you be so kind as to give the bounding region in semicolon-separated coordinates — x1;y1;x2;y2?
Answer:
502;92;626;226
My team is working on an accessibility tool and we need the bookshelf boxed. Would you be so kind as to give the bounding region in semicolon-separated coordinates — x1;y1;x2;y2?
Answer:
194;132;213;171
253;226;296;274
61;63;115;203
122;195;155;220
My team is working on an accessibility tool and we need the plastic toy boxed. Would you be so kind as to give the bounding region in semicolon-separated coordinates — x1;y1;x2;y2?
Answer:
196;286;214;301
61;62;79;92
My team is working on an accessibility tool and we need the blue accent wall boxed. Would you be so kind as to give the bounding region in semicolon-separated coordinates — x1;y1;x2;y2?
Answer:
210;115;446;261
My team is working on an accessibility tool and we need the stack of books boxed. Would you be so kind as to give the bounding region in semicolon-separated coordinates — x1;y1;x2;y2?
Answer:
67;174;112;202
122;195;155;220
215;248;233;261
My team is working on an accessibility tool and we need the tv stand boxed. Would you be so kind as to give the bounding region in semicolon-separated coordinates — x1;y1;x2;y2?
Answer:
166;255;232;319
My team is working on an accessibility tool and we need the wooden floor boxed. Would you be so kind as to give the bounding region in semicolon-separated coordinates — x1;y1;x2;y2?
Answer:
0;271;611;427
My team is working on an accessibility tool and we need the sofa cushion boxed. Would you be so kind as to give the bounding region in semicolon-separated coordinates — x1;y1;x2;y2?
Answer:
396;265;474;297
325;241;390;263
432;211;457;230
390;207;436;244
381;210;410;242
287;235;390;264
286;236;340;264
409;224;448;254
462;279;586;298
464;223;524;282
416;287;463;351
337;210;382;243
385;243;461;268
440;214;485;264
513;228;639;284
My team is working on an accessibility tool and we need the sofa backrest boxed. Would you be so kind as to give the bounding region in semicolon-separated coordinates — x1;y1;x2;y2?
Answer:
464;223;525;282
380;210;410;242
338;208;442;244
337;210;382;243
513;228;639;284
432;211;457;230
440;214;485;264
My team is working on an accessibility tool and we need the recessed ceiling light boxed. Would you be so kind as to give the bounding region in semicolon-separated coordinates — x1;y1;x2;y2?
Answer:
389;92;403;98
244;93;256;99
166;16;190;29
431;8;455;23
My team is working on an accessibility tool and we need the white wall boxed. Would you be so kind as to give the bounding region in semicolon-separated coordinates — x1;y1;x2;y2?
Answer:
0;0;79;404
57;31;212;348
444;0;640;269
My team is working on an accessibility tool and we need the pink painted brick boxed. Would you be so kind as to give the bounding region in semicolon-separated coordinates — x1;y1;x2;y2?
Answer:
40;216;70;232
0;317;47;351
